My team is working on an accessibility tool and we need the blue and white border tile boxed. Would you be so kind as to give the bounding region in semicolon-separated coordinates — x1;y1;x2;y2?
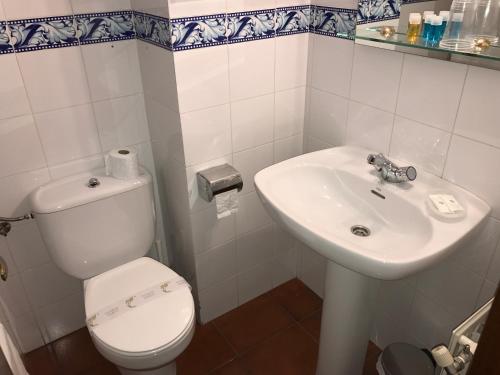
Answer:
357;0;400;25
312;6;357;40
276;6;310;36
134;11;171;50
0;22;13;54
227;9;275;43
76;11;135;45
171;14;226;51
8;16;78;52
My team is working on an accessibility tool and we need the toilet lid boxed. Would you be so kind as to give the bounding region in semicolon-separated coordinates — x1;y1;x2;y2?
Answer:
84;257;194;354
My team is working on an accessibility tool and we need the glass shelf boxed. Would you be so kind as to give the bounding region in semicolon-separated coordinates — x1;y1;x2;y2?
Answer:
356;27;500;62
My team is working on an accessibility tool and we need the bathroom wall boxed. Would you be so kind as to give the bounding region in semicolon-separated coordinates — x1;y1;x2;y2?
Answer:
303;0;500;349
132;0;311;323
0;0;169;353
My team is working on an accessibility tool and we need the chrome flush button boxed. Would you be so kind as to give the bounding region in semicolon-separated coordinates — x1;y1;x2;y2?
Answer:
87;177;100;188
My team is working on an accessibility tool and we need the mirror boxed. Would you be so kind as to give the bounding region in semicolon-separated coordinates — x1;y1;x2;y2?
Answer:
355;0;500;70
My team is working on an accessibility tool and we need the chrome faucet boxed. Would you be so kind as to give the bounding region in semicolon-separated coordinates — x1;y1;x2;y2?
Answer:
367;153;417;183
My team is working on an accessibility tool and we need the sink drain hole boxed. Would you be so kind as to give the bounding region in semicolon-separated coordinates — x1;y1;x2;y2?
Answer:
351;225;371;237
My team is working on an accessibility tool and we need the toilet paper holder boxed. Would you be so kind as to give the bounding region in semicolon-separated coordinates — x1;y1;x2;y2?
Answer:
197;164;243;202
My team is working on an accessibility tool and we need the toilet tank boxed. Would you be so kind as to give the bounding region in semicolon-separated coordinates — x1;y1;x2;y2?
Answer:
30;170;155;280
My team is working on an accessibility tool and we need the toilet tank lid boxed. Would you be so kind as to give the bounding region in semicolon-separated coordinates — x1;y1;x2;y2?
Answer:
30;169;152;214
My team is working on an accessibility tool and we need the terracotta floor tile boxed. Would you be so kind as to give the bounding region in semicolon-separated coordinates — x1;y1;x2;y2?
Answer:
270;279;322;321
23;345;61;375
177;323;236;375
240;324;318;375
213;294;294;354
210;359;248;375
363;341;382;375
80;360;120;375
51;328;106;374
299;310;322;342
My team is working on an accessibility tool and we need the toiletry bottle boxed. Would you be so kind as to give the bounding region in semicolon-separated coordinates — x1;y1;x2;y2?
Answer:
430;15;444;43
421;11;434;39
449;12;464;38
407;13;422;41
439;11;450;38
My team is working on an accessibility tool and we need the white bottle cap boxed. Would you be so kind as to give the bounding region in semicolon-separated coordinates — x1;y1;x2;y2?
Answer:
452;12;464;21
431;15;443;26
439;10;450;21
424;14;434;23
409;13;422;24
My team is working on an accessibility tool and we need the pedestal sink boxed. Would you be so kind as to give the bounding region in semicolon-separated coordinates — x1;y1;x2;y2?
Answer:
254;146;490;375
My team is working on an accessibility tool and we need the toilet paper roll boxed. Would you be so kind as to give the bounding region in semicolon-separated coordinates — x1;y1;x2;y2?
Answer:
216;189;239;219
105;148;139;180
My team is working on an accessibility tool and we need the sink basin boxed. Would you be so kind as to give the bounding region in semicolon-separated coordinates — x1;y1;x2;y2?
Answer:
255;146;490;280
255;146;490;375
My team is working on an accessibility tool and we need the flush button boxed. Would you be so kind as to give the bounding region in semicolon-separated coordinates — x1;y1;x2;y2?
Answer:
87;177;100;188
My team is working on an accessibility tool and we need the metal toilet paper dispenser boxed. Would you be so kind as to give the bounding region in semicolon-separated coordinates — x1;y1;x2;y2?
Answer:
197;164;243;202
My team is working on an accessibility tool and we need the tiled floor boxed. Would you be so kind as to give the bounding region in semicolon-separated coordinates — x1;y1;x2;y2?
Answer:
23;279;381;375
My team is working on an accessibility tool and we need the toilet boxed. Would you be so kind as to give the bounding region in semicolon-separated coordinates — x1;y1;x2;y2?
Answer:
29;169;195;375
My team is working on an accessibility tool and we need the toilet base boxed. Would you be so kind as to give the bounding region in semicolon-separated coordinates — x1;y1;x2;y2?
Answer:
119;362;176;375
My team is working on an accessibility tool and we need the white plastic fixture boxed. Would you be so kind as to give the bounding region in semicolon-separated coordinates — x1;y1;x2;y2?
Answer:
254;146;490;375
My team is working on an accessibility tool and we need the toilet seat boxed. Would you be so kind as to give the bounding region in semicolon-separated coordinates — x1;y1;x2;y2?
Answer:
84;257;195;367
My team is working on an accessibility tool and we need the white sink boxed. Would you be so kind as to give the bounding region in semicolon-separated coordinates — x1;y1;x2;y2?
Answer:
255;146;490;375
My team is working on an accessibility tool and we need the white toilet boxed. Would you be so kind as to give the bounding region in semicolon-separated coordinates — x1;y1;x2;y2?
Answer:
29;170;195;375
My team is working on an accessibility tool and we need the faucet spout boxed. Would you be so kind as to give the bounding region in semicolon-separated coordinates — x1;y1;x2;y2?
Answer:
367;153;417;183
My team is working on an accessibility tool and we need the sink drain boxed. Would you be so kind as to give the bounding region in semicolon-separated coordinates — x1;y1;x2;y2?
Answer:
351;225;371;237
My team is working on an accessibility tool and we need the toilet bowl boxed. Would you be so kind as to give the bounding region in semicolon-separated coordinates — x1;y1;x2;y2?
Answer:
29;169;195;374
85;258;195;374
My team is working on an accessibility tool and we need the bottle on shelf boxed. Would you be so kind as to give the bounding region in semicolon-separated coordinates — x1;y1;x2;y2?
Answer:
407;13;422;42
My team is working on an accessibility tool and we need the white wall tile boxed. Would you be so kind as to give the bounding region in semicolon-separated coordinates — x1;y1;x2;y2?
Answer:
198;277;238;323
444;135;500;219
303;135;333;153
82;41;143;102
10;311;44;353
0;54;31;121
297;243;326;298
196;240;237;290
0;274;31;316
233;143;274;195
36;291;85;342
231;94;274;152
6;222;50;272
345;101;394;153
274;133;303;163
21;262;81;309
454;217;500;278
175;45;230;113
0;115;46;178
376;279;415;320
35;104;101;165
190;206;236;254
389;116;451;176
275;33;309;91
94;94;150;151
416;258;483;319
454;66;500;148
237;261;274;304
17;48;91;113
181;104;232;166
396;55;467;131
236;224;274;272
229;39;275;101
486;240;500;285
3;0;72;18
315;0;356;8
310;34;353;98
0;168;50;217
48;154;104;180
350;45;403;112
308;89;348;146
71;0;131;13
168;0;225;18
275;87;306;140
227;0;275;12
236;191;273;235
475;280;496;308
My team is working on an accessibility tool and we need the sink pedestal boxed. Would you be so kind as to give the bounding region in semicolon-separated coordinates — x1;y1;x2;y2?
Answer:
317;261;380;375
